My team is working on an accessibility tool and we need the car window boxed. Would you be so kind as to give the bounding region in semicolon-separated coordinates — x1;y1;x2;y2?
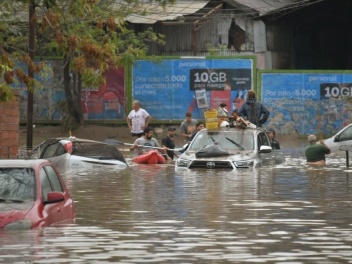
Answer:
338;126;352;142
72;142;126;162
44;166;64;192
56;144;66;156
189;130;254;151
40;167;53;202
258;132;271;148
0;168;36;201
41;142;65;159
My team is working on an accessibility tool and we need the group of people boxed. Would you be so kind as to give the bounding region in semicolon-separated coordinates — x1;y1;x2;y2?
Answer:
217;90;270;129
216;90;280;150
126;92;331;166
126;100;177;162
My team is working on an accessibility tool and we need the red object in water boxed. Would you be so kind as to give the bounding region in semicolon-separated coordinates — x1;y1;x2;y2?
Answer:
0;159;75;230
132;150;166;164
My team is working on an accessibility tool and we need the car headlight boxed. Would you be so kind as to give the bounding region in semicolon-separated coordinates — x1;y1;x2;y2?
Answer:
4;220;32;231
177;158;191;167
233;160;254;168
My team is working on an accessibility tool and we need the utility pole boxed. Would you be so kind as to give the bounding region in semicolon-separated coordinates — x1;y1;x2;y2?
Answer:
27;0;35;150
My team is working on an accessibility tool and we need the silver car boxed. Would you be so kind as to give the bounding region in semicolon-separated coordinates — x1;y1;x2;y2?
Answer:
176;127;283;169
32;137;128;173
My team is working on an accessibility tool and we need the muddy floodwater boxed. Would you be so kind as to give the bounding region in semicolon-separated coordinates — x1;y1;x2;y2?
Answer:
2;142;352;263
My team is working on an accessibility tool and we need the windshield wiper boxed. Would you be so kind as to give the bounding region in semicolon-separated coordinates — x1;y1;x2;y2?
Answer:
226;137;245;150
0;196;24;203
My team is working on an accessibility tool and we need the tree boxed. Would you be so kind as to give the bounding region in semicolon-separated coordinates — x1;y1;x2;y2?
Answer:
0;0;174;131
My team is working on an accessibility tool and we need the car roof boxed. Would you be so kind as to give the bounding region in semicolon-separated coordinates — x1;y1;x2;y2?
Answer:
0;159;50;168
58;137;107;144
39;137;111;145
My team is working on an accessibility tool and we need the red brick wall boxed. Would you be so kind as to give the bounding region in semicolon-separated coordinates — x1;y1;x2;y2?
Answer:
0;99;20;159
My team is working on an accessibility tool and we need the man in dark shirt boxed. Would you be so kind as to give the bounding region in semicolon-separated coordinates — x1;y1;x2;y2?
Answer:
268;129;280;150
161;126;177;161
190;122;205;142
238;90;269;127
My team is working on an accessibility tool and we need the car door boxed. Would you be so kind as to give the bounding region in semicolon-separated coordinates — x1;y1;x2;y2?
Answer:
257;132;274;164
40;165;72;225
332;125;352;151
44;165;74;221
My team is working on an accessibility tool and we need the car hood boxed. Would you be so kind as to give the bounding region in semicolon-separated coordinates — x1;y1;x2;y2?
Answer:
180;150;257;161
0;201;34;228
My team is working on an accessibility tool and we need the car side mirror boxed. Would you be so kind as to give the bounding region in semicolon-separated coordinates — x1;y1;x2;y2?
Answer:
259;145;272;153
44;192;65;205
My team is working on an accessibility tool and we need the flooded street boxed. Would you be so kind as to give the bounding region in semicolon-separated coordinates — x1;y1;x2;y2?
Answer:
2;147;352;263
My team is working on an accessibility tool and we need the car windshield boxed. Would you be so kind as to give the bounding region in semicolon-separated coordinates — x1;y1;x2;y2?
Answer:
72;142;126;162
189;130;254;151
0;168;36;202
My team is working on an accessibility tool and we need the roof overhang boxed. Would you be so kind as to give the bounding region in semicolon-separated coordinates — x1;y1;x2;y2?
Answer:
126;1;210;24
224;0;325;17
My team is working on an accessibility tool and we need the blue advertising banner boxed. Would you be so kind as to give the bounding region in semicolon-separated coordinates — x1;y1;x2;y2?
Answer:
261;72;352;135
132;58;255;120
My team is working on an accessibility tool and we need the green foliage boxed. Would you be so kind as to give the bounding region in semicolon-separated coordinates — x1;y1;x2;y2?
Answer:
0;0;174;105
206;43;229;56
0;84;16;102
33;0;171;87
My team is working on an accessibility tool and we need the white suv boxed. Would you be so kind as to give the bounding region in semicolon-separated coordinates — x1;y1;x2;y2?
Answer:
324;124;352;154
176;127;283;169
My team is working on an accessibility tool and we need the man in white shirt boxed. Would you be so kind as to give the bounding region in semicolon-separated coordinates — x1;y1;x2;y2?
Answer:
126;100;152;140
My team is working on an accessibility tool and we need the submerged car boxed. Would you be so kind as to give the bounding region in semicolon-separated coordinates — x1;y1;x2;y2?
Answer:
32;137;128;173
323;123;352;154
0;159;75;230
176;127;283;169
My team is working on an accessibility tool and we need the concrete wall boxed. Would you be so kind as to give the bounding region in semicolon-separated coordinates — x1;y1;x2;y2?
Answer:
0;91;20;159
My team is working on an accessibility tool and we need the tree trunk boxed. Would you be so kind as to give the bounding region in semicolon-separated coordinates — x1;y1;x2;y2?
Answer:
63;57;83;129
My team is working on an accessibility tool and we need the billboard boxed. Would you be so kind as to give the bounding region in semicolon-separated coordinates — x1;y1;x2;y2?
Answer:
132;57;255;120
81;68;125;120
18;60;126;121
261;71;352;135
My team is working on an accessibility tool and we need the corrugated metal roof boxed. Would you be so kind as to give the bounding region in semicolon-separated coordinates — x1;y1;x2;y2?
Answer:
227;0;324;16
126;1;209;24
233;0;297;14
125;0;324;24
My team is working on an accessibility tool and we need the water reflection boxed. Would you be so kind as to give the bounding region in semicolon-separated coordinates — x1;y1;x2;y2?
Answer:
1;155;352;263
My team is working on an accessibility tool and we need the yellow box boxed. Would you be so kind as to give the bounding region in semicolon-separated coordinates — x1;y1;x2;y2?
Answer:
204;109;218;119
206;122;219;129
204;109;219;129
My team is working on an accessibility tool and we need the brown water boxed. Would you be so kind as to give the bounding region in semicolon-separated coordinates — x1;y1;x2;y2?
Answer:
1;148;352;263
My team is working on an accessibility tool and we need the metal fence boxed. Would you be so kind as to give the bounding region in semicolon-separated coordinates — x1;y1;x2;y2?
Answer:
0;146;40;159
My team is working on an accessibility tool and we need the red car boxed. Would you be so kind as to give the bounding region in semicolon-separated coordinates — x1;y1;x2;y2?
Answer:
0;159;75;230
